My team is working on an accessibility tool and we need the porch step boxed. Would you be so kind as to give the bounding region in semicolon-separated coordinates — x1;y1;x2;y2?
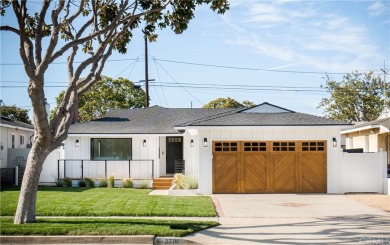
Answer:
153;177;174;190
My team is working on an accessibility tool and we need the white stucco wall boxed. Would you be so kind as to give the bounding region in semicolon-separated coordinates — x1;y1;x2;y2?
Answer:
190;126;349;195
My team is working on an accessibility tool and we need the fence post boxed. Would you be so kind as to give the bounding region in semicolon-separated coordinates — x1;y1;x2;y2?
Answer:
105;160;107;178
128;160;131;178
64;160;66;178
15;165;19;186
81;160;84;179
57;160;60;180
151;160;154;178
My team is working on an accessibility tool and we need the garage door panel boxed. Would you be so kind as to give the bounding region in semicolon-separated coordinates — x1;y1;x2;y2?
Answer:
302;154;326;192
212;140;327;194
273;154;296;191
244;154;267;192
213;154;238;193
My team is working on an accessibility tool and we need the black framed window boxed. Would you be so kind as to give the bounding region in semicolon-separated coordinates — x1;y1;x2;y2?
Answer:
91;138;132;160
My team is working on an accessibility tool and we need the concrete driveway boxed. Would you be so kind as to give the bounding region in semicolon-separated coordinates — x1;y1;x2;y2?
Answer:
186;194;390;244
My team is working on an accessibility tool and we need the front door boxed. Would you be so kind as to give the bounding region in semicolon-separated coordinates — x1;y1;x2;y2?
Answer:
166;137;183;174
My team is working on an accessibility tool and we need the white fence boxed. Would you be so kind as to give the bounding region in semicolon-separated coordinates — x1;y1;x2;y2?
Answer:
340;152;387;194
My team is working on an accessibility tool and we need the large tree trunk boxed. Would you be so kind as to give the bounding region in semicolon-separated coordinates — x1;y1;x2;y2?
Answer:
13;140;50;224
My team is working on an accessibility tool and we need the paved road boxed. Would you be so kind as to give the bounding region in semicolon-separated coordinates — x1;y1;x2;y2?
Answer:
185;194;390;244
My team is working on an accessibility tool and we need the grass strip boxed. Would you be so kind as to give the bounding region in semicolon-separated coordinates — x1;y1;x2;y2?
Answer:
1;187;216;217
0;217;218;237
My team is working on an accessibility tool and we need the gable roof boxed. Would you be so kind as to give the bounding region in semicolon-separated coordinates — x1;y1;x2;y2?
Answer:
69;103;349;134
69;106;235;134
0;116;34;131
341;117;390;134
241;102;294;113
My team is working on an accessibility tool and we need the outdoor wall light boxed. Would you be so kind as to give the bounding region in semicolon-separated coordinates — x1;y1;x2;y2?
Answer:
332;137;337;147
190;139;194;147
203;138;208;147
75;139;80;147
143;139;147;147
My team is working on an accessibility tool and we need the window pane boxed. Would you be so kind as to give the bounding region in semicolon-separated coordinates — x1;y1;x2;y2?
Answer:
91;138;132;160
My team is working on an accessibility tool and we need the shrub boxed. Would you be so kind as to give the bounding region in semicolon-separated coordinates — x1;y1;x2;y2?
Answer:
84;177;95;188
108;175;115;188
185;175;198;189
78;179;87;187
63;177;72;187
140;179;150;189
99;179;108;188
172;174;198;190
121;179;133;188
172;173;187;190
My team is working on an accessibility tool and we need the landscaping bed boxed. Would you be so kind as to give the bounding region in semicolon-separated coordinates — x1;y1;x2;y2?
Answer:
0;187;216;217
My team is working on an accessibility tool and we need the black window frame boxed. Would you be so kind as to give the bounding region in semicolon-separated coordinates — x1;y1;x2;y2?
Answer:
90;138;132;160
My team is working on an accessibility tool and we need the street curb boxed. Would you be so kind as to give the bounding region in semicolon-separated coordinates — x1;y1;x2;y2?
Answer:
155;237;205;245
0;235;155;244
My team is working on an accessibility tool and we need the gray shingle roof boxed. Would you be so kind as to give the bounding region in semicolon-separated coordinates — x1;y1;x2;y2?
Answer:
0;116;34;130
69;104;349;134
186;111;349;126
69;106;235;134
349;117;390;130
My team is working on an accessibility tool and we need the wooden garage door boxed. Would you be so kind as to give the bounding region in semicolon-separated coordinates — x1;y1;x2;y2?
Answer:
212;141;326;194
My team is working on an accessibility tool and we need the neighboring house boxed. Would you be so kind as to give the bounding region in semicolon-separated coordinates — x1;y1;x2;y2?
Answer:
60;102;352;194
0;116;34;168
341;110;390;168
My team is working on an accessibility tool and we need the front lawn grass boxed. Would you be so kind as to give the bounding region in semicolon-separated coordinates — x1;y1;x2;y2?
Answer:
0;187;216;217
0;217;218;236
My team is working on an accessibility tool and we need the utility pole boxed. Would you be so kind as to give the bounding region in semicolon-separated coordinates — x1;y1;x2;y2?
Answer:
144;35;149;107
381;61;388;107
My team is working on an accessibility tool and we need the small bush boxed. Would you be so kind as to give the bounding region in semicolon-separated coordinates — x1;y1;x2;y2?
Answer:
55;178;64;187
121;179;133;188
63;177;72;187
108;175;115;188
99;179;108;188
84;177;95;188
140;179;150;189
186;175;198;189
78;179;87;187
172;174;198;190
172;173;187;190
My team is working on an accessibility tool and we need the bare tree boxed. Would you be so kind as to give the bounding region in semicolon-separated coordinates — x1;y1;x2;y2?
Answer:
0;0;229;224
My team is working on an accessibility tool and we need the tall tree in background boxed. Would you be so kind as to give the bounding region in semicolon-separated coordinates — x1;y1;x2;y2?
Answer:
203;97;255;108
53;76;145;122
0;0;229;224
318;71;389;122
1;105;31;124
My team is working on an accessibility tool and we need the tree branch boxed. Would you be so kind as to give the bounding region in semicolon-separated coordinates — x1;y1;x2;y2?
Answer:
35;0;51;64
0;25;21;35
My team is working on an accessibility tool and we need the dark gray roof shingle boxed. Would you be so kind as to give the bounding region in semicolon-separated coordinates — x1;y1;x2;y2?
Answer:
0;116;34;130
183;111;349;126
69;106;234;134
69;104;349;134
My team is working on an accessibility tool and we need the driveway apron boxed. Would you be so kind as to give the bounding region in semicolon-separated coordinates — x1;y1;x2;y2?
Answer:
186;194;390;244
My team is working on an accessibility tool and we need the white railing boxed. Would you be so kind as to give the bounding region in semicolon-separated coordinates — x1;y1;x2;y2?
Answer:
57;159;154;180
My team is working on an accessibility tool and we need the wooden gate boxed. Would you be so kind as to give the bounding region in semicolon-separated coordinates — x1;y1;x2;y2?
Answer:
212;141;327;194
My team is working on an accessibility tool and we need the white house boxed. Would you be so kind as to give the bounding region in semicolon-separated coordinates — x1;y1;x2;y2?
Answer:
0;116;34;168
51;102;355;194
341;110;390;168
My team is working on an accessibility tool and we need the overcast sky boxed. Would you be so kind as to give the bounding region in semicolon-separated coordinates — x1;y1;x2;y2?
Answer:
1;0;389;119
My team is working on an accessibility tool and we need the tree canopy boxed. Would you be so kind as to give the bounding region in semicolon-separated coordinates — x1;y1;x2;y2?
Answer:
1;105;31;124
1;0;229;224
318;71;389;122
53;76;145;122
203;97;255;109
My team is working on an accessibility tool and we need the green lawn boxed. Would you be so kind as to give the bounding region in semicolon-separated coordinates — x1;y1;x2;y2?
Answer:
0;187;216;217
0;217;218;236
